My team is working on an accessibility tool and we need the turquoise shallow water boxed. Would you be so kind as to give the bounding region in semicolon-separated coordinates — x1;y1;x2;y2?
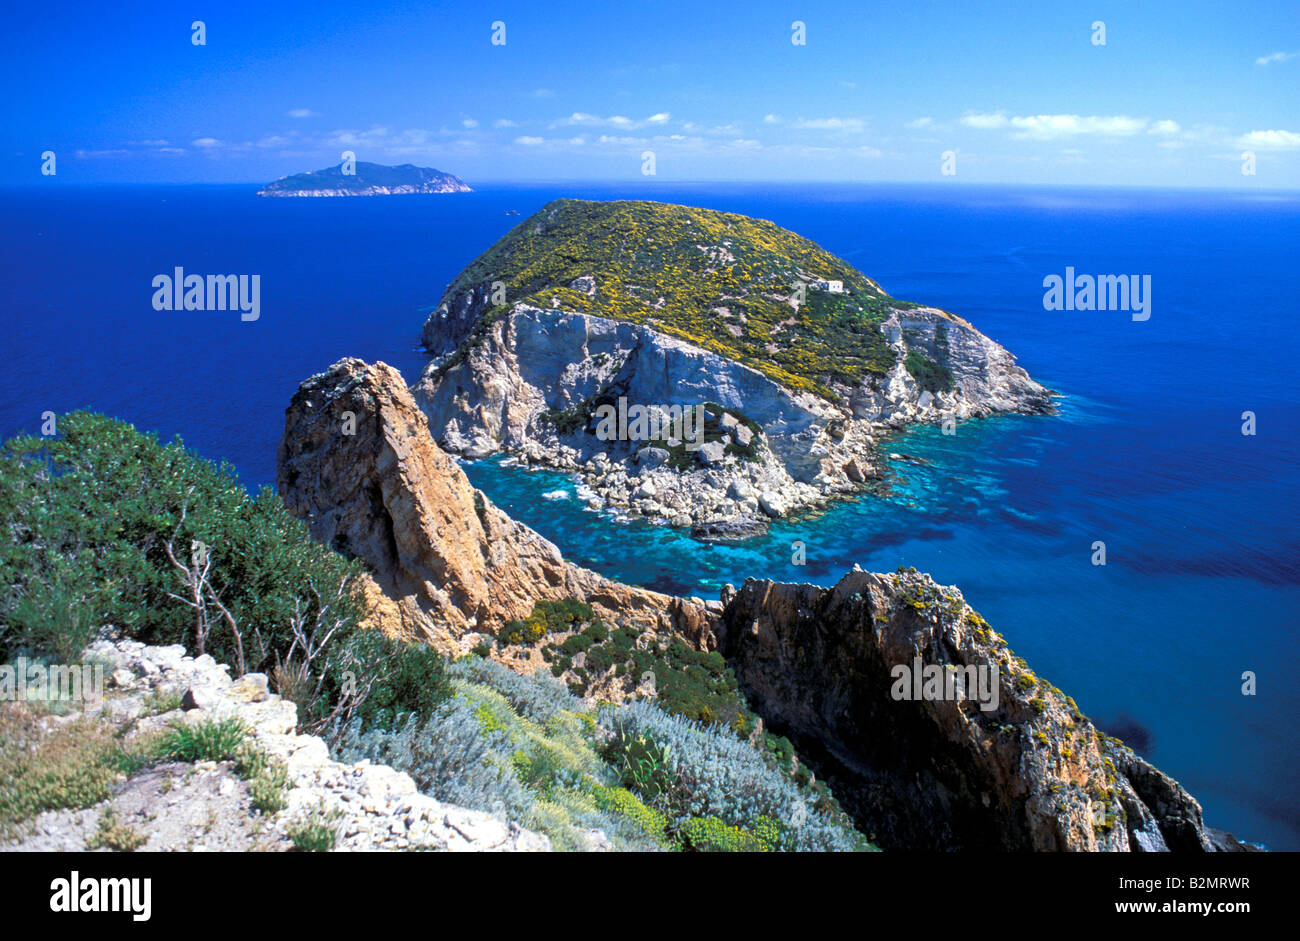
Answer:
2;181;1296;848
464;390;1299;851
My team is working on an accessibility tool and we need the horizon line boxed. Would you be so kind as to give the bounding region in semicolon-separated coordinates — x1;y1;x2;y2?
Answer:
5;179;1299;194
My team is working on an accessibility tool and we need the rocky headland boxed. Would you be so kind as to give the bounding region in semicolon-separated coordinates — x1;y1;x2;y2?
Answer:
412;199;1054;538
277;358;715;658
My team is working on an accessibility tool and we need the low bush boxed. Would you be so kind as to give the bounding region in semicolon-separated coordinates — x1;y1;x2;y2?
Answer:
680;815;767;852
0;413;418;735
334;695;532;822
0;705;147;836
157;718;247;763
287;803;340;852
601;700;868;852
448;658;574;724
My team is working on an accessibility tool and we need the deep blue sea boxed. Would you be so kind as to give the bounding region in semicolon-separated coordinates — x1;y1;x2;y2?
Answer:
2;182;1297;849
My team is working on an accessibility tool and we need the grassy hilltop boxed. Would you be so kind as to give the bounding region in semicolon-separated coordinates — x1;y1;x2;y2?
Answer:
443;199;928;399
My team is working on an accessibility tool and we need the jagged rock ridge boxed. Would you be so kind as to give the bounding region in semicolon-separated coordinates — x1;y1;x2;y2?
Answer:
718;571;1253;853
276;358;715;655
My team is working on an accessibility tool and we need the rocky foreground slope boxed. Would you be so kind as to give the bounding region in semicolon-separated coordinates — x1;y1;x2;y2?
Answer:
3;639;547;852
277;357;1249;852
412;199;1053;537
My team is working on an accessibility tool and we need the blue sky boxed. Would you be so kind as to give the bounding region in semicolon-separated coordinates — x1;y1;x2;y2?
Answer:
6;0;1298;186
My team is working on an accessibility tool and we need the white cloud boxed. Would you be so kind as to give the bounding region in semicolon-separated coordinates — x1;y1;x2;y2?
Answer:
1255;51;1298;66
192;137;222;148
1012;114;1147;138
962;112;1150;138
1149;119;1181;135
461;118;479;129
287;109;318;119
906;117;933;129
493;119;518;128
552;112;671;130
514;136;545;146
792;117;865;132
530;88;555;99
960;111;1010;129
1237;129;1300;150
763;114;781;125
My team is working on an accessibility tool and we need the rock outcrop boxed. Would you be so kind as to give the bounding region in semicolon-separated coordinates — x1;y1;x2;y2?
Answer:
2;639;548;852
277;358;714;653
717;569;1253;853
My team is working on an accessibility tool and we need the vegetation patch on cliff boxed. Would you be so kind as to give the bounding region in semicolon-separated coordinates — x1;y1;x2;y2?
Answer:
0;413;448;741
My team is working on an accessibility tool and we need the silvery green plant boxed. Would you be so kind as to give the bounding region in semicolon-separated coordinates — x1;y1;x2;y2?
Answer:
601;700;863;851
334;696;531;821
448;657;578;724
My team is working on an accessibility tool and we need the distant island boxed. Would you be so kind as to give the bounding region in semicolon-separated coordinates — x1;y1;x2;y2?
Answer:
257;161;471;197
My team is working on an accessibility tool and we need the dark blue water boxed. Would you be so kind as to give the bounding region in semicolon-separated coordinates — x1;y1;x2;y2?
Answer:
2;183;1297;848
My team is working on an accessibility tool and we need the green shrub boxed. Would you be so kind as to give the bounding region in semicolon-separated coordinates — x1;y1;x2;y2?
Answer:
764;733;796;775
903;350;954;393
680;815;767;852
606;728;676;806
287;803;340;852
497;598;596;647
248;768;290;815
86;807;148;852
601;701;870;852
3;561;101;662
158;718;247;763
0;413;364;709
300;631;452;738
234;741;290;814
591;784;667;843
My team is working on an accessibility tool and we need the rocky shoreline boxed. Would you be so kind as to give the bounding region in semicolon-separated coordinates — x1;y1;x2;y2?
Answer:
414;304;1057;539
